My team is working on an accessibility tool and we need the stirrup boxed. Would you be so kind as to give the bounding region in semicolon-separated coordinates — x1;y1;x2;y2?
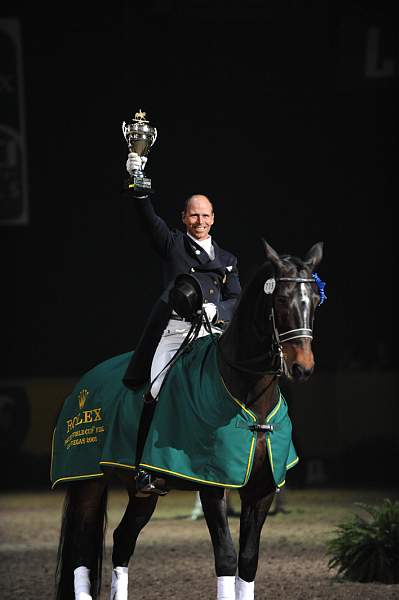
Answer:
135;469;168;497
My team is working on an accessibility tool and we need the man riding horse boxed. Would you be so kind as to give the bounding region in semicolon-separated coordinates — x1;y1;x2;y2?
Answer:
53;235;325;600
123;151;242;495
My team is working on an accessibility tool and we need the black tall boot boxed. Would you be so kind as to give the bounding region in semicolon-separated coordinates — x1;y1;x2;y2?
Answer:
135;391;168;496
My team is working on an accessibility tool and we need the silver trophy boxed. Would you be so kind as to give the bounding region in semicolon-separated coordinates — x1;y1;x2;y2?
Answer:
122;109;157;193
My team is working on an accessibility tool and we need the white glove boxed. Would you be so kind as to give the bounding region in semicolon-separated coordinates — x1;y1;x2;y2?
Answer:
126;152;148;176
203;302;217;323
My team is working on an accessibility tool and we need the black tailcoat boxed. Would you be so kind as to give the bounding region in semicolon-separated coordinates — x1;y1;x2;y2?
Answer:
123;196;241;388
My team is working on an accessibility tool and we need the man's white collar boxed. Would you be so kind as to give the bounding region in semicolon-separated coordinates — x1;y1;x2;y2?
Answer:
187;232;214;258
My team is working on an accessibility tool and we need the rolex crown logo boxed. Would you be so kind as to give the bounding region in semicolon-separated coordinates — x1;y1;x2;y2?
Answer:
78;388;89;409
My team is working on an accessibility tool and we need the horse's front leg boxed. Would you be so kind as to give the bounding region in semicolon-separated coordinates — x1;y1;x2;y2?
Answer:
236;488;275;600
110;476;158;600
200;487;237;600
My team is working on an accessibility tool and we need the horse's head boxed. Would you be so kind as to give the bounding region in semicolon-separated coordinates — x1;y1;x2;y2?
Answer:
263;240;324;381
218;240;325;393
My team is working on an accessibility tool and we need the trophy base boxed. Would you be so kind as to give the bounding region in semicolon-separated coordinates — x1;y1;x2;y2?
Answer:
124;175;154;195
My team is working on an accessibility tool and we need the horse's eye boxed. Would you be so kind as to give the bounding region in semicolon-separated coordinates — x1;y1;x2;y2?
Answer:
275;295;289;306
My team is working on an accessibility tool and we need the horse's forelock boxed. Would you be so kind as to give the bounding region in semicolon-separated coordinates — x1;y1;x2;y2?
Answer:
279;255;310;277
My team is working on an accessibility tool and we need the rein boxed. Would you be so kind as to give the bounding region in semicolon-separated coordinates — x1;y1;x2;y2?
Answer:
147;313;204;401
149;308;224;401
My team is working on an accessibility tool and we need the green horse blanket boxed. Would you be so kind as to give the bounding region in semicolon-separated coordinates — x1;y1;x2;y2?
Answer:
51;336;298;489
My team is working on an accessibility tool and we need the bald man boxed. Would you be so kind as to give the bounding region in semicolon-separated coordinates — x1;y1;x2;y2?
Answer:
123;152;241;493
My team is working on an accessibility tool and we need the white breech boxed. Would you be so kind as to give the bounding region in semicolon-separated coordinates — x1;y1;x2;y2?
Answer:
150;319;218;398
110;566;128;600
74;566;92;600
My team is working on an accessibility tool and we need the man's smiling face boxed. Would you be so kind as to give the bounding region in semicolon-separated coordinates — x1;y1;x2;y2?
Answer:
182;195;214;241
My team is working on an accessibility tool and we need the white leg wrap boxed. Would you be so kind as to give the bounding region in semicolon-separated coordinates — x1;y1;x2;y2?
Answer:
217;575;236;599
191;492;204;519
74;566;92;600
236;576;254;600
110;566;129;600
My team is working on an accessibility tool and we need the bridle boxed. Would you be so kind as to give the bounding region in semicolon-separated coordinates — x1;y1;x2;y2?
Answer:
218;274;318;379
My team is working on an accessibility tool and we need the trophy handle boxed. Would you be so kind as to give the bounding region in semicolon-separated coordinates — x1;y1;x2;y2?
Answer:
122;121;128;143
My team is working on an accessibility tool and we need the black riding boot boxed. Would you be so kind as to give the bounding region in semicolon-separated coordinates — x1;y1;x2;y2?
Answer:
135;391;168;497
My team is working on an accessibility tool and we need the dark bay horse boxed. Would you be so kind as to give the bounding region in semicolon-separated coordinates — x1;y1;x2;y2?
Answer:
54;240;325;600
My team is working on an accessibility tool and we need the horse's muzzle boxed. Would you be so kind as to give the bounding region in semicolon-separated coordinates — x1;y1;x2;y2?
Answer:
283;339;315;381
290;362;314;381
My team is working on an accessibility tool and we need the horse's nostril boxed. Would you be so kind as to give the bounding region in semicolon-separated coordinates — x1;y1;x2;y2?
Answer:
292;363;313;380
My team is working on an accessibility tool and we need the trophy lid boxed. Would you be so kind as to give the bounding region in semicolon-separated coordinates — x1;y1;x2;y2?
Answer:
133;109;149;123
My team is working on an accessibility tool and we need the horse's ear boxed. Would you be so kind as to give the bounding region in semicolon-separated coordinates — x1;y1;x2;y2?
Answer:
304;242;323;270
262;239;284;268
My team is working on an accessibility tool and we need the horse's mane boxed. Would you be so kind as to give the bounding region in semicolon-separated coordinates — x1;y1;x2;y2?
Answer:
239;260;274;300
226;260;275;344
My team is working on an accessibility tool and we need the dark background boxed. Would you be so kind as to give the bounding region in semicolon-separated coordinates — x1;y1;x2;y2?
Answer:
0;1;397;486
